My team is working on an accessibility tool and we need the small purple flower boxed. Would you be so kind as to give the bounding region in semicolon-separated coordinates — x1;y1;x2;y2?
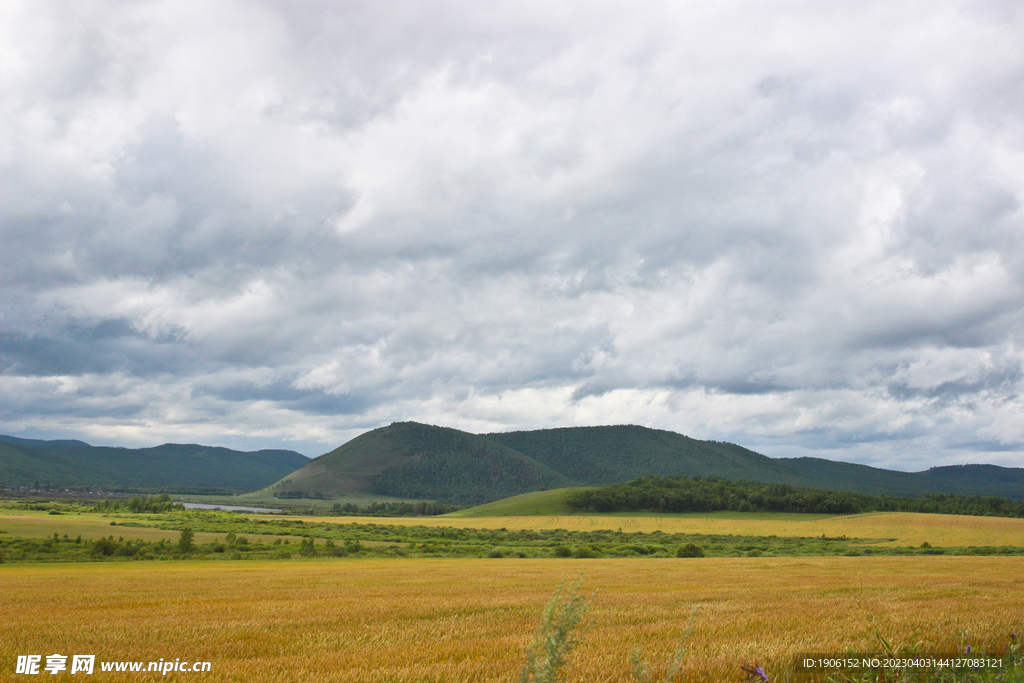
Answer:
966;645;972;654
741;664;770;682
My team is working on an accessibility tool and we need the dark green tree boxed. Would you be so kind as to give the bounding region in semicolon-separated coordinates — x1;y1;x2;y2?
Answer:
177;527;194;554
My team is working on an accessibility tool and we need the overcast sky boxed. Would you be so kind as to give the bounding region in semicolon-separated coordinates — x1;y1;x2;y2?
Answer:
2;1;1023;470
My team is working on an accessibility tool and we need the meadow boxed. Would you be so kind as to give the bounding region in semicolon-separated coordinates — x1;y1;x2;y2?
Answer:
7;504;1024;566
2;557;1022;682
10;506;1024;549
285;511;1024;549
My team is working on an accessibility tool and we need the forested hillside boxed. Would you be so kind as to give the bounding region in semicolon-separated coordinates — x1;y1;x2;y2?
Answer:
270;422;1024;505
0;436;308;492
484;425;792;484
15;421;1021;504
269;422;569;504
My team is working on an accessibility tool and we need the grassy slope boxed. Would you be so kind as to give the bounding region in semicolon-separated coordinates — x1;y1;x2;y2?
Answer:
444;488;583;516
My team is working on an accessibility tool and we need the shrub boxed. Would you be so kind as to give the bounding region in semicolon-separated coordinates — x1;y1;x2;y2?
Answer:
677;543;705;558
92;538;117;556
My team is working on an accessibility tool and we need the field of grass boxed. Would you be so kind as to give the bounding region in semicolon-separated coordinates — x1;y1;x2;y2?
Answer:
446;488;581;516
279;511;1024;548
7;506;1024;561
0;509;304;545
2;557;1022;682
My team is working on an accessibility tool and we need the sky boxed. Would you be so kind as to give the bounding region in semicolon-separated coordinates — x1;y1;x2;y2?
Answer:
1;1;1023;470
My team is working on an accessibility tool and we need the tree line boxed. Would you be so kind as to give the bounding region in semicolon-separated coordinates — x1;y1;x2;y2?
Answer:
564;475;1024;517
328;501;462;516
93;493;184;513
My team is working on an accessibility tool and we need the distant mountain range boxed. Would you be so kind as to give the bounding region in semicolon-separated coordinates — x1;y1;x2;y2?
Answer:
267;422;1024;504
0;435;309;492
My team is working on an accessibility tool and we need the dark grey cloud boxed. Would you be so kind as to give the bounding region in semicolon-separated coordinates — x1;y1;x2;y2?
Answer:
1;0;1022;467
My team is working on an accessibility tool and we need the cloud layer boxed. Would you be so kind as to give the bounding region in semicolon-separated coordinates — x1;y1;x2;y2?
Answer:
2;0;1023;468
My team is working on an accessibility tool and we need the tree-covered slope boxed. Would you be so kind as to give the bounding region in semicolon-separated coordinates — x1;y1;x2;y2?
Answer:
763;457;939;496
484;426;1024;499
266;422;570;504
269;422;1024;504
918;464;1024;499
484;425;800;485
763;458;1024;499
0;435;308;491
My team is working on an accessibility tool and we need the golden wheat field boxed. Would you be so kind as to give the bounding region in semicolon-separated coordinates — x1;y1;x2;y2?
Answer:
283;511;1024;548
2;557;1022;683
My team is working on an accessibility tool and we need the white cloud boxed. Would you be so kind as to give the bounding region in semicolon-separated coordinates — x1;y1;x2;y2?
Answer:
1;0;1022;468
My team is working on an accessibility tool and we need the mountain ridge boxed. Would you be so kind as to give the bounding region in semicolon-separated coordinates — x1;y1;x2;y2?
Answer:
268;422;1024;504
0;435;309;491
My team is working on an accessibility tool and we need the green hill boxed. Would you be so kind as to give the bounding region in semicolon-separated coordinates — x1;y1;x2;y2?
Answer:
0;435;308;492
918;464;1024;499
487;426;1024;499
267;421;1024;505
484;425;797;485
266;422;570;504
